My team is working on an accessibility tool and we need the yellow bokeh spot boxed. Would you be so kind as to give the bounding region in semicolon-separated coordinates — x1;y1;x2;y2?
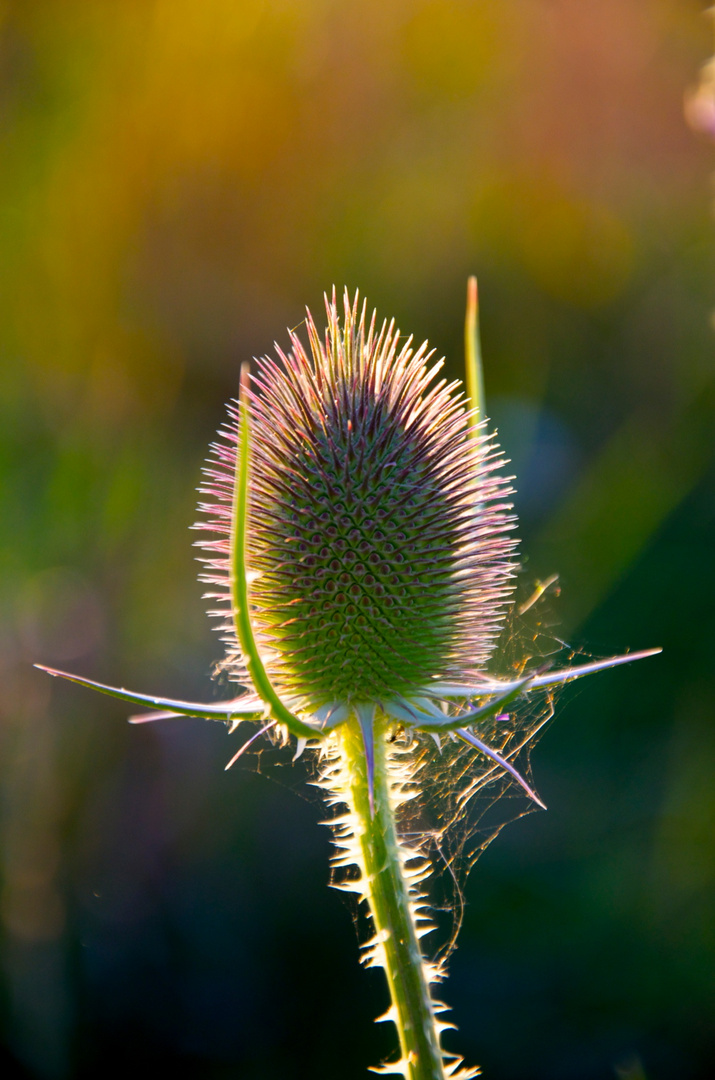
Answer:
519;197;634;309
401;0;500;99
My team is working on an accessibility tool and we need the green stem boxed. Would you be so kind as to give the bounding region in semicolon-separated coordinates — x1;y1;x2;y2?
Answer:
337;716;447;1080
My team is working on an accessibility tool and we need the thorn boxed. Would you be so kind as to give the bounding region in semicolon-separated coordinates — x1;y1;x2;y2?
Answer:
293;737;308;761
225;720;276;770
374;1004;398;1025
456;727;547;810
464;274;485;433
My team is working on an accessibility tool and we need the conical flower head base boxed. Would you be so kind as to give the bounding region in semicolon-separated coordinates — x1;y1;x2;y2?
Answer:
198;290;517;711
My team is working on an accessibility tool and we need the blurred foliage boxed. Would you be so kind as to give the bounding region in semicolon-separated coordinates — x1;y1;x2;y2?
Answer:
0;1;714;1078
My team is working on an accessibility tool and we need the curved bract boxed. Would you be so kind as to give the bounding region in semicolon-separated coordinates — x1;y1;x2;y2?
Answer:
228;362;324;739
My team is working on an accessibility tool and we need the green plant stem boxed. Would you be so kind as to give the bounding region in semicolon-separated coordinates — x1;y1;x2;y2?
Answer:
337;715;446;1080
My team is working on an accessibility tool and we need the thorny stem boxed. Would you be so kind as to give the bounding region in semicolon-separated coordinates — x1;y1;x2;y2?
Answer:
336;715;449;1080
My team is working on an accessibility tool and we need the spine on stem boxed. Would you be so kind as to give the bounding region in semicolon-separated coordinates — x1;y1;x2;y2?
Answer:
321;715;479;1080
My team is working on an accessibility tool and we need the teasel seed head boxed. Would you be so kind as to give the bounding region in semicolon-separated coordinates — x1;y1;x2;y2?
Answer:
196;289;518;713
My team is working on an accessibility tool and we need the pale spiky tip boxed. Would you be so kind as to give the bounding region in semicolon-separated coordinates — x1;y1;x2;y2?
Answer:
196;288;517;711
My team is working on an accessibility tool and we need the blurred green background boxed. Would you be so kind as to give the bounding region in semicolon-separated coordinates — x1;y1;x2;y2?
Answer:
1;2;714;1077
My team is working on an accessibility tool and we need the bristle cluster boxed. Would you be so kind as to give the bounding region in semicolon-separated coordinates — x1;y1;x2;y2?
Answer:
319;730;481;1079
320;735;443;977
196;290;516;707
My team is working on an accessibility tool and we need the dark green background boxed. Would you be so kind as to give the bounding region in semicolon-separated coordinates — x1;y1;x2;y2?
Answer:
0;2;713;1077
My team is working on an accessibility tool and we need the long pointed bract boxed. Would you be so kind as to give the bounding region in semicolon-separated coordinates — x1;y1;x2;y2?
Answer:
34;665;264;721
456;727;547;809
229;364;322;739
424;648;662;699
398;677;532;732
464;275;485;434
224;720;277;770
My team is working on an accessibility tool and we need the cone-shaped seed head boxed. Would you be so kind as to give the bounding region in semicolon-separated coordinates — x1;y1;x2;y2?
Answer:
197;291;517;710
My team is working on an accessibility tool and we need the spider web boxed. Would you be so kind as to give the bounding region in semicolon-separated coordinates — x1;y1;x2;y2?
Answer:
388;580;580;968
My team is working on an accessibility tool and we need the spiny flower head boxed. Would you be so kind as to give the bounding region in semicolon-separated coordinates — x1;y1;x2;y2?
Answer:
197;290;517;713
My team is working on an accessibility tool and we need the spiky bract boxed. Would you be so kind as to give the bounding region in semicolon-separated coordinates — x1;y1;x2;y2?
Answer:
197;291;516;711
